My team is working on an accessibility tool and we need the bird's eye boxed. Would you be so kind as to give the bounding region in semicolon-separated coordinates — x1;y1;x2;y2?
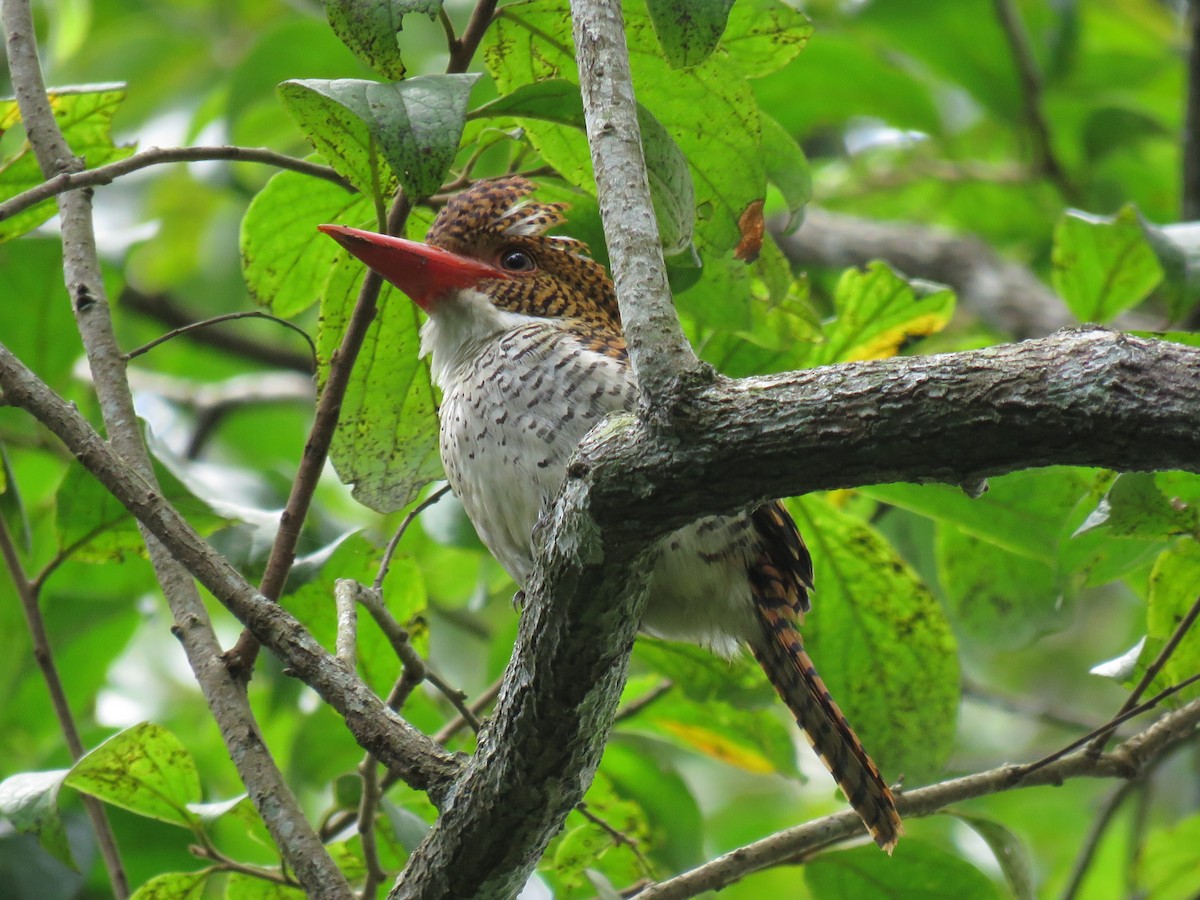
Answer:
499;248;536;272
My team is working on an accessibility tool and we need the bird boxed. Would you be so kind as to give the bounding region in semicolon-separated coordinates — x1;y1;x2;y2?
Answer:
319;176;903;852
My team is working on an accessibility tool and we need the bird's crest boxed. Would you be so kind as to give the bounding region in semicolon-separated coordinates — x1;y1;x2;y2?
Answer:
426;177;621;331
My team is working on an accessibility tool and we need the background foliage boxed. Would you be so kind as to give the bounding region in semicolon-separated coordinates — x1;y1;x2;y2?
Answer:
1;0;1198;897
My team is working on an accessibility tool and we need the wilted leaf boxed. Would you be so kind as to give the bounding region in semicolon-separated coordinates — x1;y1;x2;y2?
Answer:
733;199;765;262
802;262;955;366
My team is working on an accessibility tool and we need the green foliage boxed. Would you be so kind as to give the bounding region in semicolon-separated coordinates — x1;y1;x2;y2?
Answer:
2;0;1198;897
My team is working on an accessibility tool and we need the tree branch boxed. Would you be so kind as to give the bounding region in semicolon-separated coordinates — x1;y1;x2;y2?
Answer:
0;145;350;223
1;2;352;895
570;0;703;408
0;342;463;800
635;697;1200;900
773;207;1073;338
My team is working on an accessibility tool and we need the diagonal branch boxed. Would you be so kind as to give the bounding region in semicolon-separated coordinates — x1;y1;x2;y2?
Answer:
1;1;351;895
636;696;1200;900
0;341;463;801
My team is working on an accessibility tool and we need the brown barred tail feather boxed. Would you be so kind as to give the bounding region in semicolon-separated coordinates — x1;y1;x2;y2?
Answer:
750;609;903;852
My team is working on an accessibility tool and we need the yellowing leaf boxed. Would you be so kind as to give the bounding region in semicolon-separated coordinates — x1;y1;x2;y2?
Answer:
658;722;776;774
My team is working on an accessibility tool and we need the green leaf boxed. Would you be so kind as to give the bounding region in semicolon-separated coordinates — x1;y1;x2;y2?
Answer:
320;238;442;512
1142;540;1200;700
545;772;650;893
278;82;393;197
1139;219;1200;323
1075;473;1198;540
323;0;440;80
624;693;797;776
759;112;810;233
0;770;73;867
1141;814;1200;900
719;0;813;78
806;839;1001;899
803;263;956;367
644;0;735;69
130;871;210;900
64;722;201;828
634;638;777;709
223;873;305;898
241;168;370;316
952;814;1036;900
790;497;959;782
1051;205;1163;322
937;526;1069;648
0;83;135;242
473;80;695;255
486;0;764;256
280;75;479;200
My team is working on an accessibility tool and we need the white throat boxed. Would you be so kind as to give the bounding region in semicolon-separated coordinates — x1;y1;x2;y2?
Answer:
419;288;544;391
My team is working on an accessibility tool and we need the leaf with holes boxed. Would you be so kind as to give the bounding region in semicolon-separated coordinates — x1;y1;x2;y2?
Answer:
323;0;441;79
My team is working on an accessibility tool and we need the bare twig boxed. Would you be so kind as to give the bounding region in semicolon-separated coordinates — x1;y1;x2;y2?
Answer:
1087;592;1200;753
0;517;129;896
576;802;654;878
1060;778;1141;900
992;0;1078;200
1;2;350;895
634;697;1200;900
120;288;316;373
0;145;350;223
963;678;1099;734
224;193;413;679
357;756;389;900
1010;671;1200;783
124;311;317;366
614;679;673;722
447;0;500;74
373;484;452;593
432;675;503;745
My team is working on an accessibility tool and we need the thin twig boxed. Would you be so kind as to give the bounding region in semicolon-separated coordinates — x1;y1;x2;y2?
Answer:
0;145;351;223
963;678;1099;734
1011;671;1200;784
635;697;1200;900
1088;591;1200;754
0;517;130;896
447;0;500;74
120;288;315;373
576;802;654;878
124;311;317;366
991;0;1078;200
613;679;673;722
1060;778;1141;900
373;484;452;593
433;675;504;745
356;756;388;900
224;193;413;680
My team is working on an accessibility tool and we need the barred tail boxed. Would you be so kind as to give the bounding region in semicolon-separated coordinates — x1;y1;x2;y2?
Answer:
751;609;903;853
